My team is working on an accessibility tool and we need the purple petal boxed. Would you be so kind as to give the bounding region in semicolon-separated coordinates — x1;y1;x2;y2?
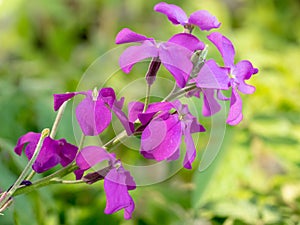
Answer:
195;59;230;90
189;10;221;31
217;90;230;101
226;88;243;125
56;139;78;167
115;28;152;44
119;40;159;74
141;114;182;161
159;42;193;88
112;99;134;135
138;102;174;125
154;2;188;25
207;32;235;67
183;122;197;169
128;101;144;123
75;91;111;136
31;137;60;173
104;167;135;220
75;146;115;180
168;33;205;51
14;132;40;156
233;60;257;94
53;92;76;111
99;87;116;108
202;89;221;116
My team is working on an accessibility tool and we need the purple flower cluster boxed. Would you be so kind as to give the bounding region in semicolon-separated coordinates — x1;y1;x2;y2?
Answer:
12;2;258;220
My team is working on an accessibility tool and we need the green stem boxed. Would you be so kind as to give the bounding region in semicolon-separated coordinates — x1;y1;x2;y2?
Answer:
0;129;49;210
143;84;151;112
50;101;68;139
13;163;78;197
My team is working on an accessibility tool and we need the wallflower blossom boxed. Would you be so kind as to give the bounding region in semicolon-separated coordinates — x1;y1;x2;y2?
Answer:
128;100;205;169
75;146;136;220
53;87;133;136
116;28;205;88
207;32;258;125
14;132;78;173
154;2;221;32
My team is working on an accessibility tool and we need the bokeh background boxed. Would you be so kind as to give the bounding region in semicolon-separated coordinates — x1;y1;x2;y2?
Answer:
1;0;300;224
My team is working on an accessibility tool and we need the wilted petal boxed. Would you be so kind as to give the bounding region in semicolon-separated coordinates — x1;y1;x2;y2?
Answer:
154;2;188;25
207;32;235;67
233;60;257;94
195;59;230;90
119;41;158;73
159;42;193;88
168;33;205;51
189;10;221;31
115;28;153;44
202;89;221;116
104;166;135;220
75;146;115;180
141;114;182;161
227;88;243;125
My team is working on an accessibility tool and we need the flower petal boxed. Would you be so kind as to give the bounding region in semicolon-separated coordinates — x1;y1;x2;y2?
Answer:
141;114;182;161
104;166;135;220
195;59;230;90
128;101;144;123
154;2;188;25
183;122;196;169
115;28;152;44
112;98;134;135
168;33;205;51
159;42;193;88
14;132;40;156
56;139;78;167
202;89;221;116
119;41;159;73
189;10;221;31
207;32;235;67
53;92;77;111
233;60;257;94
138;102;174;125
226;88;243;125
75;146;115;180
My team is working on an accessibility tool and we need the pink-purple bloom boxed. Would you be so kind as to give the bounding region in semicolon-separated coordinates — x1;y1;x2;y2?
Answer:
207;32;258;125
154;2;221;31
116;28;205;88
128;100;205;169
14;132;78;173
53;87;133;136
75;146;136;220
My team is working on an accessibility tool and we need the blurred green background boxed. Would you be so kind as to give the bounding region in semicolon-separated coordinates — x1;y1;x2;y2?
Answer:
1;0;300;224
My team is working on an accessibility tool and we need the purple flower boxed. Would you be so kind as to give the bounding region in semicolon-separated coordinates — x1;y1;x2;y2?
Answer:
154;2;221;31
14;132;78;173
75;146;136;220
53;87;133;136
129;100;205;169
116;28;205;88
207;32;258;125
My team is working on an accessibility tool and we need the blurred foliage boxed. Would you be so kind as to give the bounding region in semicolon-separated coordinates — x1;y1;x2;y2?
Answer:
0;0;300;224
